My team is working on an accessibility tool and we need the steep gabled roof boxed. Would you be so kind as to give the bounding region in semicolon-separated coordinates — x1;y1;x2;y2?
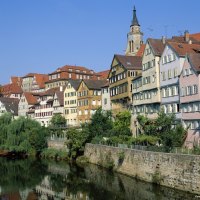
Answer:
187;52;200;73
136;44;146;57
167;42;200;57
67;79;81;90
23;92;38;105
101;80;109;88
83;80;108;90
54;90;65;106
147;38;165;56
0;97;19;116
114;54;142;70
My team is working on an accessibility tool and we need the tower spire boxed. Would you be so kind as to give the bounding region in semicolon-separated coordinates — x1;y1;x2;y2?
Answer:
131;6;140;26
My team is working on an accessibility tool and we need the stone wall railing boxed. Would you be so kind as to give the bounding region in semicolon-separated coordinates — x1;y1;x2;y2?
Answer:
84;143;200;195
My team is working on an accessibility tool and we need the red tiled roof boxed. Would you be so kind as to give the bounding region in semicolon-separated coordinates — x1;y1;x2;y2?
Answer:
23;92;38;105
34;74;49;88
136;44;146;57
33;87;60;97
114;54;142;70
22;73;36;78
171;33;200;44
167;42;200;57
190;33;200;41
10;76;22;86
1;83;23;95
96;70;110;79
49;65;94;75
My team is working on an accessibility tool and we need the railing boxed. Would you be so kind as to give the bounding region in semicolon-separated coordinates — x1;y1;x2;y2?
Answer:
93;142;200;155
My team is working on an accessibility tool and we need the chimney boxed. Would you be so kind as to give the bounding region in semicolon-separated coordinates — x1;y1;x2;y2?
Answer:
184;30;190;42
162;36;166;44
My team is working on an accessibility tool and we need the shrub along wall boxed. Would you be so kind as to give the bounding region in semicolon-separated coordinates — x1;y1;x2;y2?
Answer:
84;143;200;194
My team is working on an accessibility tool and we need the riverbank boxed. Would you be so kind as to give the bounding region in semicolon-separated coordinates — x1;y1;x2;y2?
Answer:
84;143;200;195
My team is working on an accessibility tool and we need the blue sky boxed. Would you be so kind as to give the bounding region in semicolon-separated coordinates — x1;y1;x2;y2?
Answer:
0;0;200;84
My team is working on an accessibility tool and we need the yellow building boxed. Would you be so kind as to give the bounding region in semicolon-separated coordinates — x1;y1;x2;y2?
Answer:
108;54;142;114
77;79;107;125
64;80;81;127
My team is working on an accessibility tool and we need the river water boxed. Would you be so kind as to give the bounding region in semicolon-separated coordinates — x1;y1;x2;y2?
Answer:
0;158;197;200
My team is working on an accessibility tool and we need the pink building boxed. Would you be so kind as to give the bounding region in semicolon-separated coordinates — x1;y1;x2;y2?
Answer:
180;52;200;147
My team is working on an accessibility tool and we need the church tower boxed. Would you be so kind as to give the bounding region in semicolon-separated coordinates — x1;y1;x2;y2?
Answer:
125;6;143;56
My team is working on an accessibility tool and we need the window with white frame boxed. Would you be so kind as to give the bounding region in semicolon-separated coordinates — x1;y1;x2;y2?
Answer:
193;85;198;94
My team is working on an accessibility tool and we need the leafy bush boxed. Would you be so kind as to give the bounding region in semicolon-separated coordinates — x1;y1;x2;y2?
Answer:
41;148;68;160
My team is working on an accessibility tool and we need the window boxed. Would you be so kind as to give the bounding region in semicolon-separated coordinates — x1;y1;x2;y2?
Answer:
162;88;166;97
193;85;198;94
187;86;192;95
174;68;178;77
162;72;166;81
168;69;172;79
152;75;155;83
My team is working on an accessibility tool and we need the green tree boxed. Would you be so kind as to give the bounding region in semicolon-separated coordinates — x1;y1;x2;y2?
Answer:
0;115;48;154
66;128;89;159
0;113;12;147
87;108;113;139
50;113;66;127
112;110;132;136
137;110;187;151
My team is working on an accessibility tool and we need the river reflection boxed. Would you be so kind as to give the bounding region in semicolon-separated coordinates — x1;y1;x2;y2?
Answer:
0;158;196;200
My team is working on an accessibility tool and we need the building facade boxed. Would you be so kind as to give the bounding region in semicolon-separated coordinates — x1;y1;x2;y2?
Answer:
160;42;200;119
108;54;142;114
101;82;111;111
64;80;81;127
77;80;107;124
18;92;37;117
180;52;200;147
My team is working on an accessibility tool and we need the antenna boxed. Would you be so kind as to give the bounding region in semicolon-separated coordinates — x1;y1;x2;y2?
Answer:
178;30;184;36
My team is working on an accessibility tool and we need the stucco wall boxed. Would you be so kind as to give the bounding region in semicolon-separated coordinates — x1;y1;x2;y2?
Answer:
84;143;200;194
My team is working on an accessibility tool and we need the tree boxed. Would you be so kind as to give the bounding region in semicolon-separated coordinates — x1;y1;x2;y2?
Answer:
137;110;187;151
87;108;113;139
50;114;66;127
0;115;48;155
0;113;12;147
112;110;132;136
66;128;89;159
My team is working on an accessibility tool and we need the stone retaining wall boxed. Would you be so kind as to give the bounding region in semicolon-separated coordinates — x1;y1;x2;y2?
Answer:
84;143;200;194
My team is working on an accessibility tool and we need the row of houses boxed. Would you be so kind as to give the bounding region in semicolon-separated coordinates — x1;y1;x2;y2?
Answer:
106;8;200;147
0;65;109;127
1;6;200;147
